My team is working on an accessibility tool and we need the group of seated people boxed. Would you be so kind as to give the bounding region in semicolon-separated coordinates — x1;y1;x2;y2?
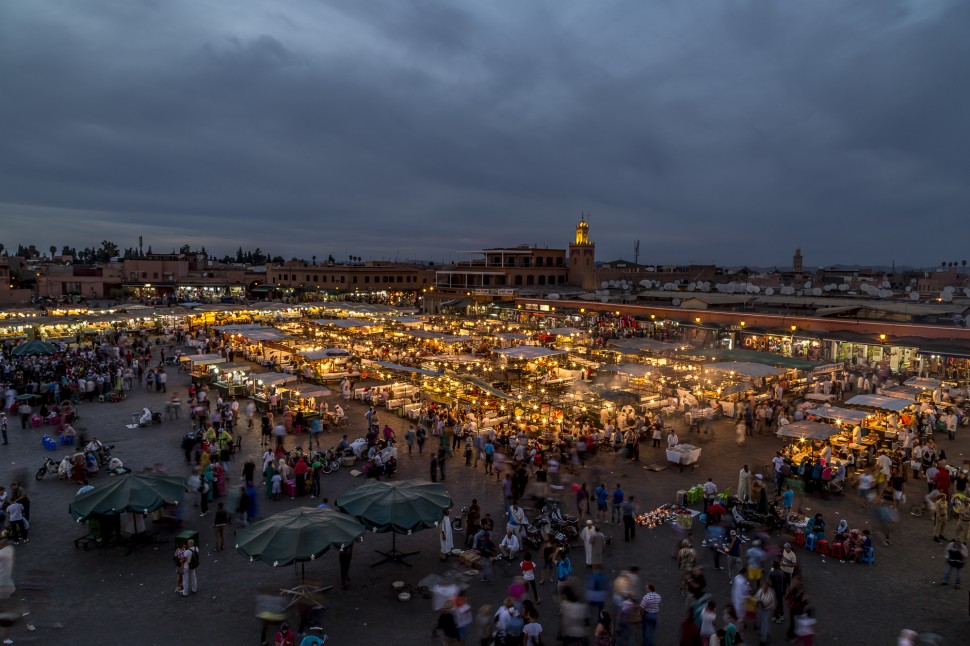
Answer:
830;520;874;562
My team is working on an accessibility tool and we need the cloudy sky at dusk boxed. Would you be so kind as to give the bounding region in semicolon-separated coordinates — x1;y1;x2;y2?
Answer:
1;1;968;268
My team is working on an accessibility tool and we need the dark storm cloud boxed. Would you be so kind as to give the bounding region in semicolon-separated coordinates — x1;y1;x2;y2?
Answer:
1;0;968;267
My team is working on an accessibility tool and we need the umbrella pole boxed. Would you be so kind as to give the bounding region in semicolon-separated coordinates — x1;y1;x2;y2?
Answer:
371;532;419;568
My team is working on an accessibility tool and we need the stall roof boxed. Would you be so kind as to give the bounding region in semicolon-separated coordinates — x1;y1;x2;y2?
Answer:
602;363;656;378
806;406;868;425
876;385;922;401
250;371;298;386
609;338;687;353
284;383;332;398
299;348;352;361
234;328;287;342
495;346;565;360
424;354;481;364
703;362;786;378
447;372;518;400
777;420;841;441
209;362;251;372
182;353;226;366
495;332;531;341
904;377;941;390
684;348;822;370
367;360;443;377
311;318;375;329
844;394;912;412
213;323;263;332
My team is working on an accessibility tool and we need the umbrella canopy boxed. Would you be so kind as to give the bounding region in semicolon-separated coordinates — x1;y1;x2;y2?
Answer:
236;507;365;567
336;480;451;534
15;393;40;401
68;474;187;522
11;340;59;356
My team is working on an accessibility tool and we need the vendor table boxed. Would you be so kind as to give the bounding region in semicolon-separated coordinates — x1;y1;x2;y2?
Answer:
666;444;701;472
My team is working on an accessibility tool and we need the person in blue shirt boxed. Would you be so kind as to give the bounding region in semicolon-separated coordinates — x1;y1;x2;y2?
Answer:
781;486;794;520
611;485;625;525
594;483;609;523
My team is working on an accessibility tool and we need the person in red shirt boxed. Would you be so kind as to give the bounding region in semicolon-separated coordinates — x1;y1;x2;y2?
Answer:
520;552;540;604
934;460;952;499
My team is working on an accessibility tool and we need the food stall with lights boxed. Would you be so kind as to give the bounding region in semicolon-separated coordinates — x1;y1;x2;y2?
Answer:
701;361;786;416
777;420;841;461
279;382;332;417
297;348;359;382
249;371;299;410
843;393;914;440
209;361;254;397
180;353;227;382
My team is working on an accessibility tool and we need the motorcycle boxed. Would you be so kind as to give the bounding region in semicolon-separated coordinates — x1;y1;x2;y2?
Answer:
319;448;343;475
35;457;61;481
542;503;580;540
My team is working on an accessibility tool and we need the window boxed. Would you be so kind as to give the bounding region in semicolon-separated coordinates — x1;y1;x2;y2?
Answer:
397;276;403;283
153;273;158;279
548;275;555;285
313;275;318;282
558;275;566;284
514;275;523;286
526;275;534;285
535;257;543;267
141;272;147;279
538;276;546;285
364;276;370;283
556;257;564;266
352;276;357;284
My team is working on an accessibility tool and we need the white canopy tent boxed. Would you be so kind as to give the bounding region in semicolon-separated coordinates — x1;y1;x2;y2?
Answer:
845;394;912;412
777;420;841;441
250;372;299;387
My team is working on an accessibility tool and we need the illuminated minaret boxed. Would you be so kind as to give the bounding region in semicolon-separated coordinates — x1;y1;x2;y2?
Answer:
568;213;596;290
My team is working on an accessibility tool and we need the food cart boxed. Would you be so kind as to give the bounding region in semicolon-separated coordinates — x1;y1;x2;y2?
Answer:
249;371;299;410
209;361;254;398
297;348;359;382
180;353;227;382
280;383;333;417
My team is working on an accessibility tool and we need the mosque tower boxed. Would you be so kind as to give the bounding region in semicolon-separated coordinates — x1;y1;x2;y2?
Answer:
568;213;596;290
793;248;803;272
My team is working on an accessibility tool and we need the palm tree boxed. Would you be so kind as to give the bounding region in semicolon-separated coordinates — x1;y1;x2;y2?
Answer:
50;245;57;259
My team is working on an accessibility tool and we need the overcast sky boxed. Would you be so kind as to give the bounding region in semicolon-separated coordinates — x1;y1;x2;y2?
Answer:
1;0;968;268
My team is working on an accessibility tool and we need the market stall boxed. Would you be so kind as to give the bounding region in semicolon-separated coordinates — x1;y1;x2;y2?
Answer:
280;383;333;417
180;353;227;381
298;348;359;382
249;371;299;410
209;361;254;397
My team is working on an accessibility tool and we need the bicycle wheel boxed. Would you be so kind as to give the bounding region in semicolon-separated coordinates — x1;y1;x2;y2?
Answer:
909;504;924;518
451;519;464;532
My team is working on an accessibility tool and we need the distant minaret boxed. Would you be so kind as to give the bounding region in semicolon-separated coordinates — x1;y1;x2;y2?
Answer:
793;248;803;272
568;213;596;290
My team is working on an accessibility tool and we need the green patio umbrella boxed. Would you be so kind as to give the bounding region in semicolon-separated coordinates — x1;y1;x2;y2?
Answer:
336;479;451;566
68;473;188;522
10;340;59;356
236;507;365;568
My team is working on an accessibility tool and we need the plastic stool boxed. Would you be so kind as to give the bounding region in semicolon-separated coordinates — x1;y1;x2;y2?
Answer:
66;435;75;446
792;530;805;547
816;539;830;556
804;534;817;552
830;543;847;560
60;435;68;445
859;547;875;565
